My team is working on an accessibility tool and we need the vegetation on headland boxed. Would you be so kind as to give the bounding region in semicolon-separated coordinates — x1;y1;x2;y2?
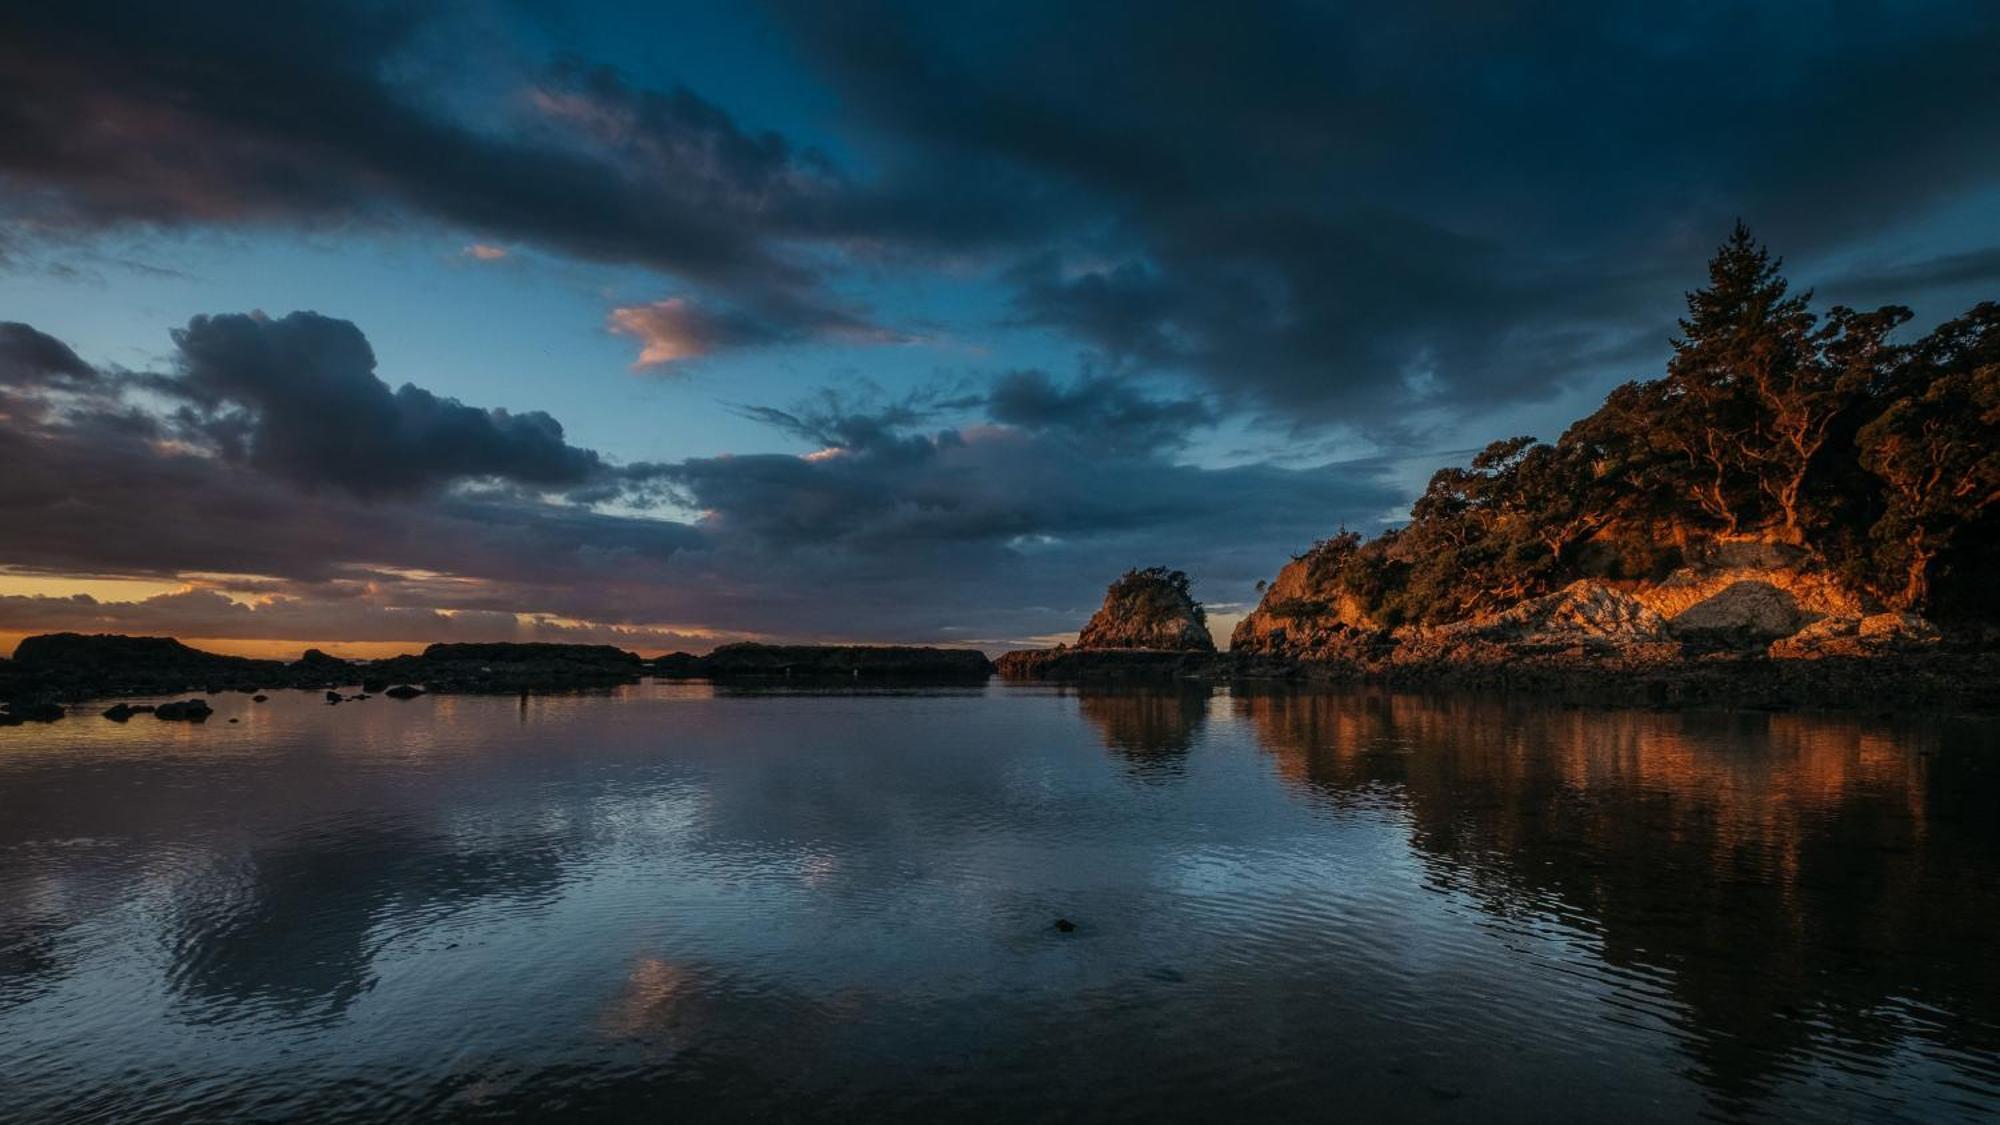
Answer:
1256;225;1996;632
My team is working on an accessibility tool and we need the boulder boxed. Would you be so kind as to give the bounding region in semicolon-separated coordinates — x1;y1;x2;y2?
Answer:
1076;568;1214;651
383;684;424;699
1666;580;1806;641
154;699;213;721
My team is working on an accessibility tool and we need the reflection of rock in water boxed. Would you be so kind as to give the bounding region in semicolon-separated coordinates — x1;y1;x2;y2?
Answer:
1077;687;1211;778
600;957;704;1045
1234;688;2000;1110
168;823;566;1022
0;916;67;1006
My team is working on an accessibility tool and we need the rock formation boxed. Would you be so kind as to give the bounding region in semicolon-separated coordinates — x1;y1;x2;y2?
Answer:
1075;568;1214;651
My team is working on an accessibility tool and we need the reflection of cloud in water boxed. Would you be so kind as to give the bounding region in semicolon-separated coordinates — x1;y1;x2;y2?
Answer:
1234;688;2000;1109
168;820;568;1024
1076;686;1211;780
600;957;702;1043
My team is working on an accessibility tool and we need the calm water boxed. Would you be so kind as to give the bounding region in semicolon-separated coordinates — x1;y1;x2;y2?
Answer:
2;684;1996;1123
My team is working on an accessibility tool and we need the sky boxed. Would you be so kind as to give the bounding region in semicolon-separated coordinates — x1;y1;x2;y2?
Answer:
3;0;1999;656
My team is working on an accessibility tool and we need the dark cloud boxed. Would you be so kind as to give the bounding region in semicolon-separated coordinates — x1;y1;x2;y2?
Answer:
987;370;1215;453
8;2;1997;426
0;322;95;385
770;0;2000;423
163;311;604;496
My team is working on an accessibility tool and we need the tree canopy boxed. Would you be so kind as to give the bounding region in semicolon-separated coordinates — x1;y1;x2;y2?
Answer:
1283;226;1998;626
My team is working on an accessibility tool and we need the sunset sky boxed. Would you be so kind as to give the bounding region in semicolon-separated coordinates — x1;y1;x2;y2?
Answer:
4;1;1999;656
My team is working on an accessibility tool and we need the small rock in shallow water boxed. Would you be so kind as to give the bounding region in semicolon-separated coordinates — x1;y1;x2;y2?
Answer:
252;695;268;703
384;684;424;699
325;691;342;704
1054;918;1077;933
155;699;212;721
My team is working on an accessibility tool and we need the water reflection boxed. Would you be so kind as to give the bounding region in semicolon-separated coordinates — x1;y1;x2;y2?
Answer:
0;684;1993;1122
1075;685;1210;779
169;821;569;1024
1235;688;2000;1109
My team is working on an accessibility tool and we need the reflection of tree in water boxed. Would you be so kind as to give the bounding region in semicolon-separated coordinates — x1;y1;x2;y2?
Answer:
169;821;567;1022
1076;686;1211;780
1235;688;2000;1111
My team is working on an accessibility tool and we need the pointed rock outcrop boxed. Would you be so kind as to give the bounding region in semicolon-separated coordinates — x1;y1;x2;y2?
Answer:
1076;568;1215;651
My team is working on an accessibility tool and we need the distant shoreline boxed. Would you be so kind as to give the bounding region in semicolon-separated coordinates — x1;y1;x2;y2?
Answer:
3;631;1995;723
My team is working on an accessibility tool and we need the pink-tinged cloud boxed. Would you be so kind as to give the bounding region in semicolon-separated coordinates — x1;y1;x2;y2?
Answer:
609;299;711;367
608;295;916;370
463;243;509;261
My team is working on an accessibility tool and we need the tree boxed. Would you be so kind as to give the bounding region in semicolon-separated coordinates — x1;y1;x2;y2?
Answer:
1858;304;2000;609
1755;304;1911;540
1661;222;1818;535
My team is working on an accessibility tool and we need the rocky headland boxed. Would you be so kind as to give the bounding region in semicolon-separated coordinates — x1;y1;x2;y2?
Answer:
996;232;1998;713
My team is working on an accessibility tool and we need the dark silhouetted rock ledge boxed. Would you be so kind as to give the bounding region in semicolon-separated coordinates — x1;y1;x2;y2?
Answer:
0;634;647;710
366;643;644;693
652;643;993;681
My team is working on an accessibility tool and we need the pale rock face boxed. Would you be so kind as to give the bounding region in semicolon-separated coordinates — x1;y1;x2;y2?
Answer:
1445;580;1669;643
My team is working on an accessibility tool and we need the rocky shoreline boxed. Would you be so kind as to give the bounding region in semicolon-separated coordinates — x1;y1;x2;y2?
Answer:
990;550;1999;714
992;644;1999;714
